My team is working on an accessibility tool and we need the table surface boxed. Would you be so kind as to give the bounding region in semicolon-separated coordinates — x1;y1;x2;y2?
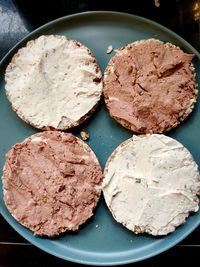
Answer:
0;0;200;266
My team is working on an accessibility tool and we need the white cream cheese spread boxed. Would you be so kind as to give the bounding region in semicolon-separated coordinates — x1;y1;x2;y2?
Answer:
103;134;200;235
5;35;102;129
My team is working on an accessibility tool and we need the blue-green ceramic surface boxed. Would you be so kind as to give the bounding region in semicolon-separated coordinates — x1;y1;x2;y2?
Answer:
0;11;200;266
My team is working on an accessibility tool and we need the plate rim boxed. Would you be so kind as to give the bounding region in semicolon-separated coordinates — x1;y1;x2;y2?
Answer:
0;10;200;266
0;10;200;67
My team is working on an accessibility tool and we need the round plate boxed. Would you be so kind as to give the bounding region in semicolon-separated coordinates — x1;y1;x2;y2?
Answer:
0;11;200;266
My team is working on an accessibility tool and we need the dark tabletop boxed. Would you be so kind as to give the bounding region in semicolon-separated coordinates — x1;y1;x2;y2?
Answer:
0;0;200;266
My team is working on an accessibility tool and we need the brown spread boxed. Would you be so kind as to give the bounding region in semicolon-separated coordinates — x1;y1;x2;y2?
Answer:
3;131;103;236
103;39;197;133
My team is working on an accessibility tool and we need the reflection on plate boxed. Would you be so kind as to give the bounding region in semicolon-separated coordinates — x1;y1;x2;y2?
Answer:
0;11;200;266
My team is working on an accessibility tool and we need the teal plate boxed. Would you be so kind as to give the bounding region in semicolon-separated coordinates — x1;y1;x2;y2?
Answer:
0;11;200;266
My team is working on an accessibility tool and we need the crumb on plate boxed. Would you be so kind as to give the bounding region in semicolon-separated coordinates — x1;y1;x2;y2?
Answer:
80;131;89;141
106;45;113;54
